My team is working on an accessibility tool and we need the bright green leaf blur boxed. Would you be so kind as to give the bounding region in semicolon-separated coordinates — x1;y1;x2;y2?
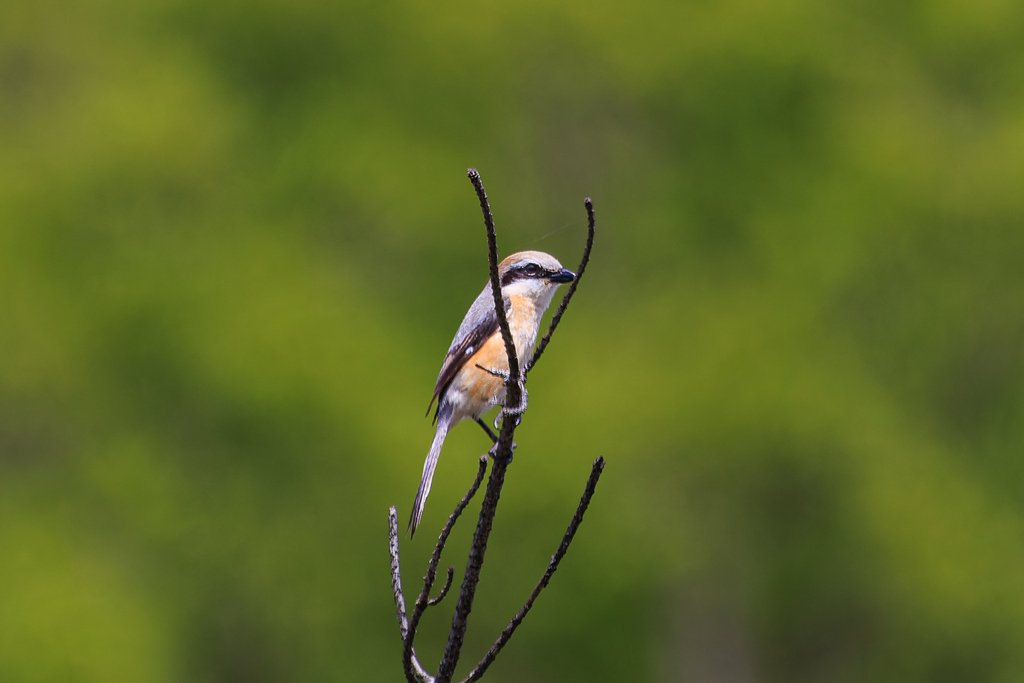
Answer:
3;0;1024;681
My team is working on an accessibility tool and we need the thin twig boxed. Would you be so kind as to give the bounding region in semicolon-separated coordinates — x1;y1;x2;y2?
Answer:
389;507;434;683
390;507;409;640
460;457;606;683
467;168;521;405
404;456;488;680
527;197;596;376
428;567;455;607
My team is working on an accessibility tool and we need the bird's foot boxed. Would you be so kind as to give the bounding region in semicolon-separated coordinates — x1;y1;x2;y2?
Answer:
475;364;528;415
492;410;523;430
501;385;528;417
488;439;517;463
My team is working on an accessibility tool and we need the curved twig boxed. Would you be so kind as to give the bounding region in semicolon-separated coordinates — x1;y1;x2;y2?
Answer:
460;457;606;683
467;168;521;398
527;197;595;376
428;566;455;607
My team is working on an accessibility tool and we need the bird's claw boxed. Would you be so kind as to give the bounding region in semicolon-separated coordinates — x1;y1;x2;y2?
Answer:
501;385;528;417
488;439;517;462
476;364;528;417
493;409;523;430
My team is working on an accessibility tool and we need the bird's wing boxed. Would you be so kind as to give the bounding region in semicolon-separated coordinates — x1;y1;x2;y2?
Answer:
425;285;508;422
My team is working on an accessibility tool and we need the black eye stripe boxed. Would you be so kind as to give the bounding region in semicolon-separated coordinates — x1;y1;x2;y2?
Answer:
500;263;551;286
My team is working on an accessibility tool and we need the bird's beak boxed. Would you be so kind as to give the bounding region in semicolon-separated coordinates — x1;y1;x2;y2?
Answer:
548;268;575;283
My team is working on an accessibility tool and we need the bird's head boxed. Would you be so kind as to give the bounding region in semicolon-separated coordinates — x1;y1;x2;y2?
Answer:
497;251;575;308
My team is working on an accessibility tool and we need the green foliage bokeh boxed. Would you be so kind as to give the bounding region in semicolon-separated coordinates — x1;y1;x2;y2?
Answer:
2;0;1024;681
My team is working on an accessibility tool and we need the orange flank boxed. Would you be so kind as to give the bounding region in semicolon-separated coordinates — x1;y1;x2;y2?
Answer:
462;334;508;403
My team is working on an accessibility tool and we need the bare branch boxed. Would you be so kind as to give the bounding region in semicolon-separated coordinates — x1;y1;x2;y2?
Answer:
460;457;606;683
437;451;511;682
405;456;489;680
436;170;524;683
527;197;596;376
389;507;434;683
428;567;455;607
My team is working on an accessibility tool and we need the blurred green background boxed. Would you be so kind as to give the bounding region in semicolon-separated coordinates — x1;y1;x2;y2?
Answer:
3;0;1024;681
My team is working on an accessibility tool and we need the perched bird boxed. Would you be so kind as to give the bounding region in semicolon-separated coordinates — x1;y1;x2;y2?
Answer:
409;251;575;537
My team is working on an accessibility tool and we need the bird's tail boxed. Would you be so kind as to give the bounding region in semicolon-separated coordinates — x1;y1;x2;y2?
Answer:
409;404;453;538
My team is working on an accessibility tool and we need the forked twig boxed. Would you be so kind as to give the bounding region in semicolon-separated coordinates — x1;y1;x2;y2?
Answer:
404;456;489;680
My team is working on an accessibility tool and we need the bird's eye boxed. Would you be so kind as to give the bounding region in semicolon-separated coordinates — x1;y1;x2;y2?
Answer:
522;264;541;277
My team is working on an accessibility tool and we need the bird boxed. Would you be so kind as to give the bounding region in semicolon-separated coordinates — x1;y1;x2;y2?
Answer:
408;250;575;537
